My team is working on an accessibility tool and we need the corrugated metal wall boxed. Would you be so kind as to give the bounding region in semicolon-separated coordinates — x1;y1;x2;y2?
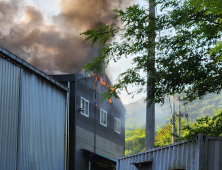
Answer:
16;68;66;170
0;57;20;170
117;135;222;170
0;55;67;170
117;139;198;170
207;137;222;170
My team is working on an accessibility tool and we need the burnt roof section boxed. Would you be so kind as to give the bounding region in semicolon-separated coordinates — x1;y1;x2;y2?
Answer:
0;46;69;92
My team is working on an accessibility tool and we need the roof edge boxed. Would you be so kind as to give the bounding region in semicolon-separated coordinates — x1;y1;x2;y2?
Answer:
0;46;69;92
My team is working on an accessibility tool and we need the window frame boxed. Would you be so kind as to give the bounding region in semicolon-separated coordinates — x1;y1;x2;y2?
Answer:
80;97;89;118
100;109;107;127
114;117;121;134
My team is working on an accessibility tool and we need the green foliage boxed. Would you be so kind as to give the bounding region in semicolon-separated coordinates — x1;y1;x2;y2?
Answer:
125;117;186;155
155;116;187;147
81;0;222;105
154;124;172;147
125;108;222;155
125;128;145;155
125;123;174;155
188;0;222;16
181;109;222;140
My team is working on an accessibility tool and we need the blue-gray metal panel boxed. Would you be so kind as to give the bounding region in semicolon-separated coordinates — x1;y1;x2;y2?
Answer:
17;68;66;170
0;57;20;170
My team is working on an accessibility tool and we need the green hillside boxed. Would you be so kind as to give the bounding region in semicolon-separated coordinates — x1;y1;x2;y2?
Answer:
125;108;222;156
125;92;222;156
125;92;222;130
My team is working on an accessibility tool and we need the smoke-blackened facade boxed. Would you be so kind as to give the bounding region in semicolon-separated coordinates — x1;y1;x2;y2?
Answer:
52;73;125;170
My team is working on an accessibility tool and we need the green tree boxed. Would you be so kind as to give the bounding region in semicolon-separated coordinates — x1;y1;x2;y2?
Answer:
155;116;187;147
125;116;186;155
125;109;222;155
181;109;222;140
81;0;222;104
125;128;145;155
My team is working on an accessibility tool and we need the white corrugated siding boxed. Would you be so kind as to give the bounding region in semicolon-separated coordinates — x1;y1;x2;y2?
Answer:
117;140;198;170
0;56;20;170
117;135;222;170
207;137;222;170
16;68;66;170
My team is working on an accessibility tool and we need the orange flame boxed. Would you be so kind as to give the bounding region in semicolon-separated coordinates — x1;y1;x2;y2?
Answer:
100;78;114;91
100;78;106;85
99;77;115;104
106;83;110;88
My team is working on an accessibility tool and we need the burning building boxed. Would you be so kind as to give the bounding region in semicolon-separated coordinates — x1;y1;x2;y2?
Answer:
52;72;126;170
0;45;125;170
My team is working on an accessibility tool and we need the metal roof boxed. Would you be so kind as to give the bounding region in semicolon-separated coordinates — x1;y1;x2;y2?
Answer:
0;46;69;92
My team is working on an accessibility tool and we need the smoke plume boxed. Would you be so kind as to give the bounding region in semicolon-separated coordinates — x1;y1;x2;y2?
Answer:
0;0;134;74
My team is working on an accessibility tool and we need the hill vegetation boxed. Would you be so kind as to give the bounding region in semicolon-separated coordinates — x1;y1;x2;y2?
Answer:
125;92;222;130
125;108;222;155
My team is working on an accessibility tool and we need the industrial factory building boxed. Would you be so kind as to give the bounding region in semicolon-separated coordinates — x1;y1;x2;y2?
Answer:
0;46;125;170
52;73;125;170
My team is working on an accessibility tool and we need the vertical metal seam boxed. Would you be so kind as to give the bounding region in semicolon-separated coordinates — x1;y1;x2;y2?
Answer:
94;81;97;154
74;79;77;170
16;67;22;170
3;58;9;170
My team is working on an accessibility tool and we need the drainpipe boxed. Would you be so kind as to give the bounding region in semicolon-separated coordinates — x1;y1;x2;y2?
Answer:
89;161;91;170
94;78;97;154
65;82;70;170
